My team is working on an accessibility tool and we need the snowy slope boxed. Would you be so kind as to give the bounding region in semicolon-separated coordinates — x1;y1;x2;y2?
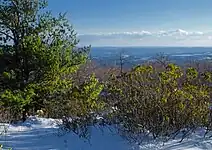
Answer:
0;116;131;150
0;116;212;150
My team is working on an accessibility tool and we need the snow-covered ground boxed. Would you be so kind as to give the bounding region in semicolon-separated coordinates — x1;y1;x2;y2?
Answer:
0;116;212;150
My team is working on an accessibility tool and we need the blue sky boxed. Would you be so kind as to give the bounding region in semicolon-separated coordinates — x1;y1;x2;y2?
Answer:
48;0;212;46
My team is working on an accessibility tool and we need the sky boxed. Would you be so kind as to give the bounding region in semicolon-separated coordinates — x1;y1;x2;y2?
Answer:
48;0;212;47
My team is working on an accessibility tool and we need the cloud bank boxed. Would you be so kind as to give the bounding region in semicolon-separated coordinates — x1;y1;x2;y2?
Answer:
77;29;212;47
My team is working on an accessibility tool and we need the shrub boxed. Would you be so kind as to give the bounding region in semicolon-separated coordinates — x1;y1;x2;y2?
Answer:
103;63;212;143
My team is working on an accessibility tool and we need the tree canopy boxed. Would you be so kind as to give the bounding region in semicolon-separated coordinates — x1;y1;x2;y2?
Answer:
0;0;104;127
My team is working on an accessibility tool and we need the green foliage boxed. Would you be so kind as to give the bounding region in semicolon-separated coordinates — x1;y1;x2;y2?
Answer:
186;67;198;80
1;86;35;108
42;73;104;118
0;0;104;129
103;63;212;143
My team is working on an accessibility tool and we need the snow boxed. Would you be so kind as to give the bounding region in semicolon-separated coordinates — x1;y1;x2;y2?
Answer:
1;116;212;150
0;116;131;150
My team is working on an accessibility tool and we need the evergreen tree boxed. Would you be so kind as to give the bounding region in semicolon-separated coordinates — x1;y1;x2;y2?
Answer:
0;0;104;125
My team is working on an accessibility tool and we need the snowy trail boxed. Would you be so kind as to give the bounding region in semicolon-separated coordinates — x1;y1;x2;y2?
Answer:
1;116;212;150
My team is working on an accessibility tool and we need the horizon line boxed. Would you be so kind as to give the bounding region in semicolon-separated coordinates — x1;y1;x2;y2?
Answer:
90;46;212;48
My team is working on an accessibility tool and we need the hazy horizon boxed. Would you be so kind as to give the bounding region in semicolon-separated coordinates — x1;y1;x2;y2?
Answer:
49;1;212;47
91;46;212;48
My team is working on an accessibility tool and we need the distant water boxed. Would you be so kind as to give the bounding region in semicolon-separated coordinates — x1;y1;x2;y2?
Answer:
91;47;212;57
90;47;212;66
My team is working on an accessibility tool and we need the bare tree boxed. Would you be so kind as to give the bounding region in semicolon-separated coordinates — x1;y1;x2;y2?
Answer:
154;52;170;67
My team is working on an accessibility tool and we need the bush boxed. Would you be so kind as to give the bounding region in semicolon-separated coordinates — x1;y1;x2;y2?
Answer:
103;63;212;143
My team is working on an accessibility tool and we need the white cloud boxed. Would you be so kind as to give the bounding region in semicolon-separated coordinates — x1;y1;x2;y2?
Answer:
77;29;212;46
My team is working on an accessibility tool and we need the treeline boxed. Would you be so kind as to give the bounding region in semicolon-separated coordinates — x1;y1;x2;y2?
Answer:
1;0;212;144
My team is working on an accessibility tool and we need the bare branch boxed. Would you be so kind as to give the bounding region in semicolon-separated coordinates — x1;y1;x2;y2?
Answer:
0;30;14;40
